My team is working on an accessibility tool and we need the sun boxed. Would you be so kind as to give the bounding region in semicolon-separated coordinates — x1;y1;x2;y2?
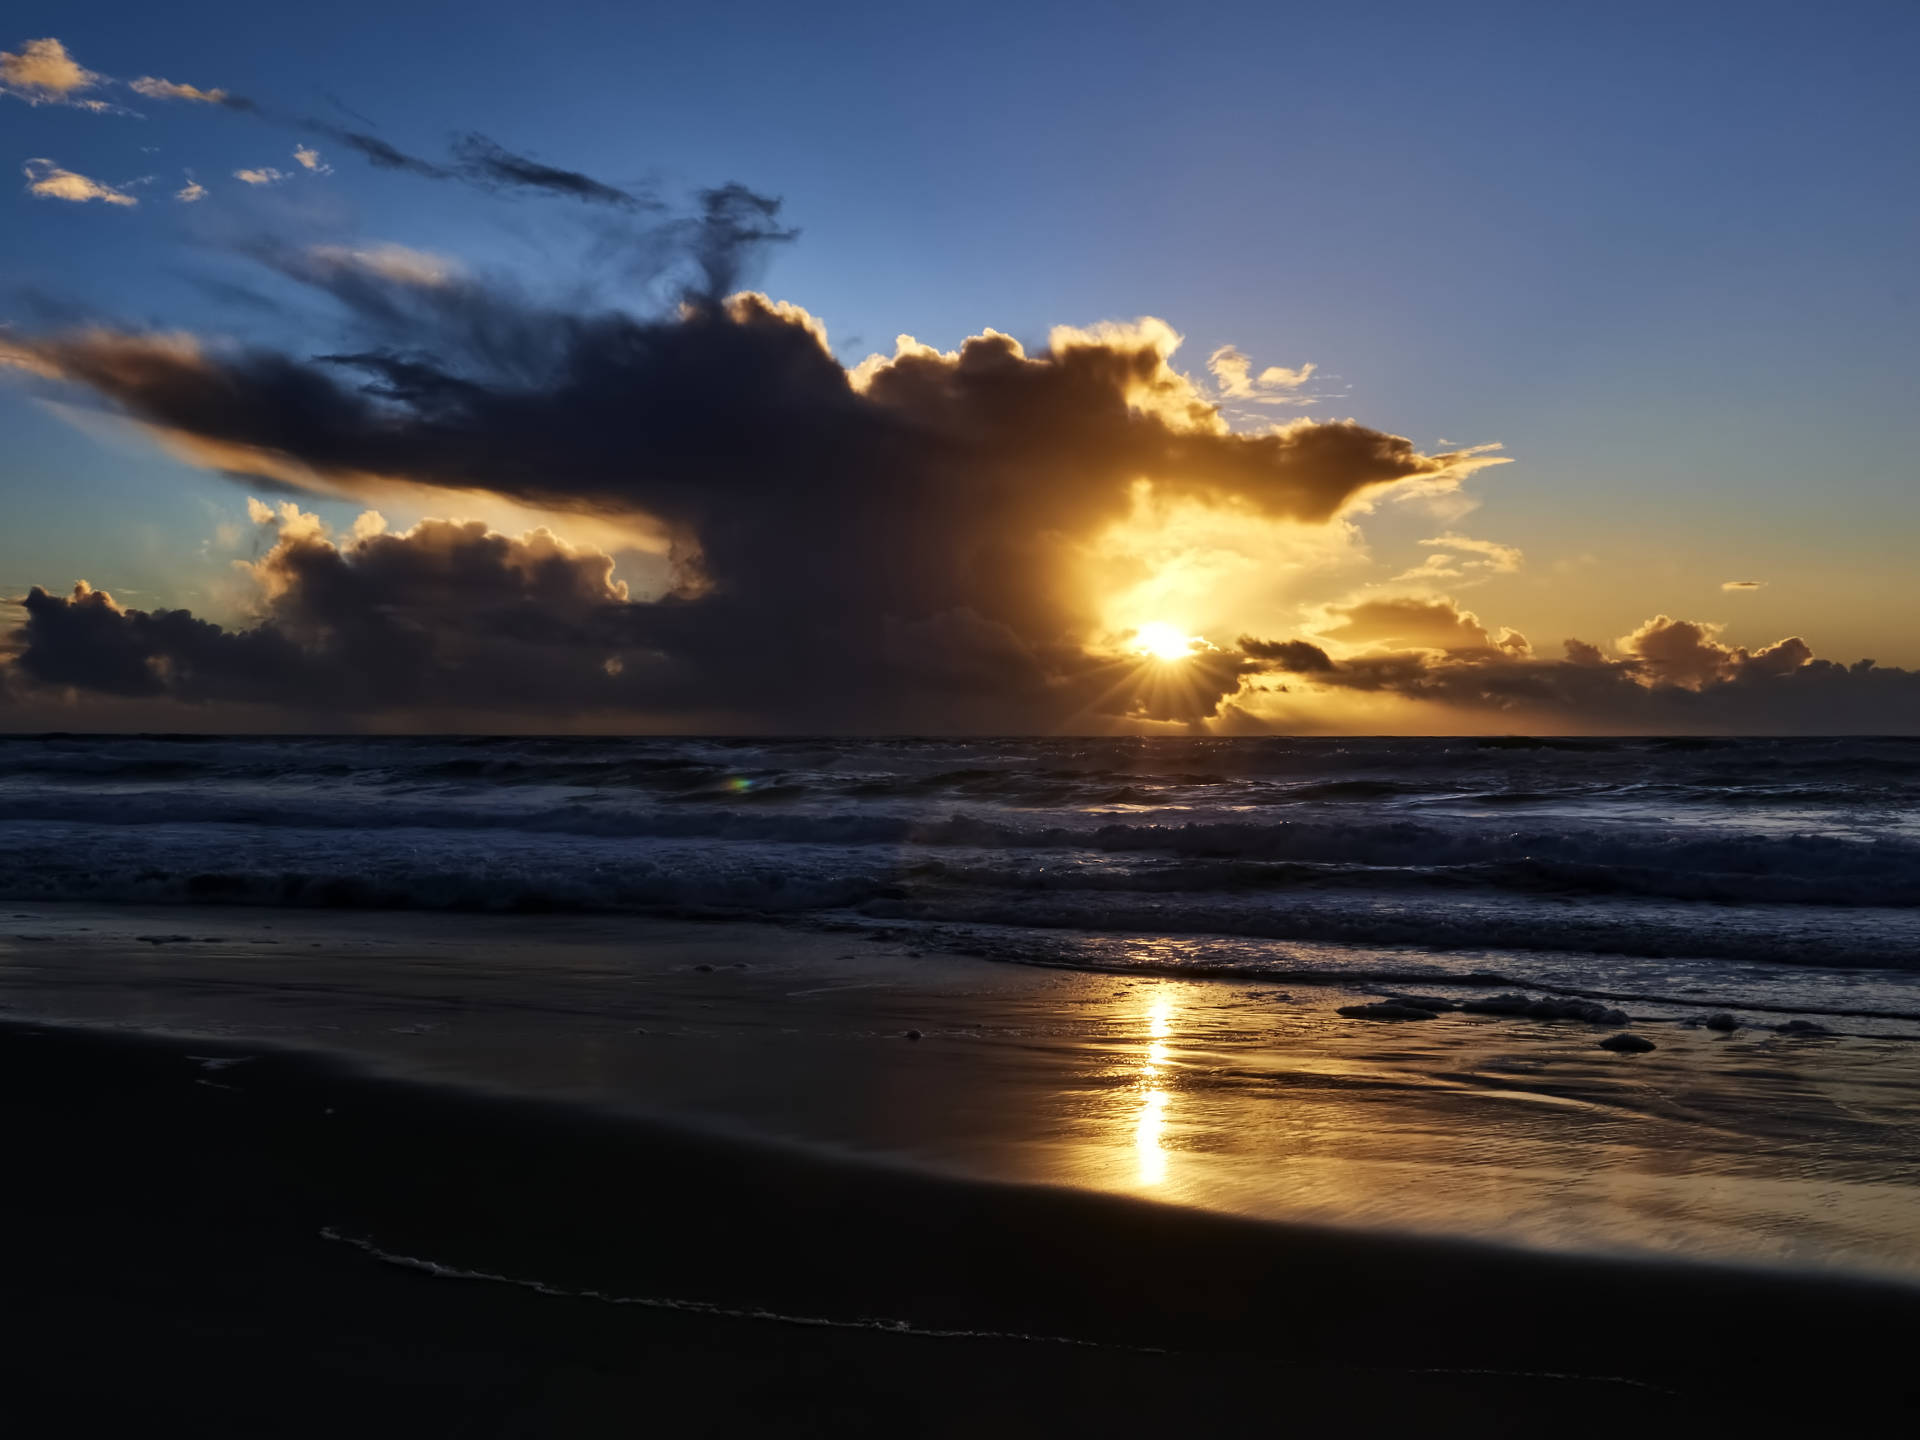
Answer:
1133;621;1197;662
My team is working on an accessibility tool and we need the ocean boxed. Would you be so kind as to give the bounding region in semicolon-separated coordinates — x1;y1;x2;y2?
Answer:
4;733;1919;1034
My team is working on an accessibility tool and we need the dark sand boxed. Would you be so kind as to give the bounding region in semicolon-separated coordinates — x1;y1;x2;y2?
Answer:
3;1017;1916;1435
8;904;1920;1274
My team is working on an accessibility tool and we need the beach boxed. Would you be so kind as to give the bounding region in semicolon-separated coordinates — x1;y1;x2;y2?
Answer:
6;3;1918;1426
4;735;1920;1429
5;902;1919;1276
7;1011;1919;1435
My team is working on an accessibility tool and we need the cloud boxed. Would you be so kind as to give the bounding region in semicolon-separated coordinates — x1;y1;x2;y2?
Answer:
1239;637;1335;672
307;126;450;178
1392;532;1522;585
1207;345;1316;404
302;123;652;209
1236;606;1915;732
1;37;103;105
233;167;288;185
175;177;207;203
130;75;228;104
3;252;1493;728
0;37;241;116
447;133;641;207
1423;532;1522;571
1722;579;1764;591
306;242;458;287
1317;596;1497;652
292;144;331;173
1615;614;1812;690
8;512;656;713
22;158;138;207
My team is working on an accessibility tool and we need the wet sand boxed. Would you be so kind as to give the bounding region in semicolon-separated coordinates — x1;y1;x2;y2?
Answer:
4;1016;1918;1435
3;902;1919;1277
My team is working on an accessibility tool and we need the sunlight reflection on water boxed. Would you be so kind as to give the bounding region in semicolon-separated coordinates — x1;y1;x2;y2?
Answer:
1134;991;1174;1185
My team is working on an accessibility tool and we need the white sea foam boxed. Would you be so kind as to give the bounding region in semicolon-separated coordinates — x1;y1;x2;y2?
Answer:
5;736;1920;1012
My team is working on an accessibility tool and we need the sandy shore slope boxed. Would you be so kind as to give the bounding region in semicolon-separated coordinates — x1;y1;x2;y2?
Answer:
5;1017;1919;1434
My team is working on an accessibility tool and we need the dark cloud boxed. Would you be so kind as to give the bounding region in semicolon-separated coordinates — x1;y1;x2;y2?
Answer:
14;580;311;704
684;183;798;297
311;125;450;179
1238;637;1334;672
301;123;651;209
1241;607;1920;732
3;250;1481;729
7;516;1256;730
1617;614;1812;689
11;523;660;715
449;133;649;209
9;526;629;718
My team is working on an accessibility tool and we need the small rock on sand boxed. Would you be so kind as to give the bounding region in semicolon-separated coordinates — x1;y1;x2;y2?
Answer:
1704;1012;1740;1031
1462;993;1628;1026
693;963;715;973
1600;1033;1656;1053
904;1029;923;1041
1381;994;1459;1012
1777;1019;1832;1036
1338;1002;1440;1022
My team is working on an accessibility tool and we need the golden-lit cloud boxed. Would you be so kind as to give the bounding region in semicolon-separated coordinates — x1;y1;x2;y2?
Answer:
1089;481;1369;654
1722;579;1764;591
233;167;287;186
1317;596;1497;652
1392;533;1522;584
175;177;207;203
1425;532;1521;571
0;37;237;114
292;145;331;173
1615;614;1811;690
307;242;459;286
1;37;104;105
3;274;1488;729
21;158;138;207
1224;599;1914;736
0;338;65;379
4;170;1889;733
1207;344;1316;404
129;75;228;103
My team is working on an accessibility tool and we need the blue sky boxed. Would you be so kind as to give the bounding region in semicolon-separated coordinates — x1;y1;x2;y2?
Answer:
3;0;1917;727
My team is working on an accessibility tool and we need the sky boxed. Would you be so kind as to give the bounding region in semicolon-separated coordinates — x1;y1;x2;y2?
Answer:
1;1;1916;733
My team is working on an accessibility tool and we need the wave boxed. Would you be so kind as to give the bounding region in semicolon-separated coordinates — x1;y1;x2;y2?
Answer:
5;825;1920;974
2;793;1916;906
854;892;1920;973
8;732;1920;780
6;736;1920;995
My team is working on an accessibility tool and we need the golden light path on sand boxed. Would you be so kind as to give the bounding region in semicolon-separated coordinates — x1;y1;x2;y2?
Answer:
1135;991;1175;1186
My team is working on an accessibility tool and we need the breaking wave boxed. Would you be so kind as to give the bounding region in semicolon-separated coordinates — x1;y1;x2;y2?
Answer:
4;733;1918;977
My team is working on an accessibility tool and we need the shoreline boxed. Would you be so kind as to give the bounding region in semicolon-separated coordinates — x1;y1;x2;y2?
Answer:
5;1014;1919;1432
6;900;1920;1281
